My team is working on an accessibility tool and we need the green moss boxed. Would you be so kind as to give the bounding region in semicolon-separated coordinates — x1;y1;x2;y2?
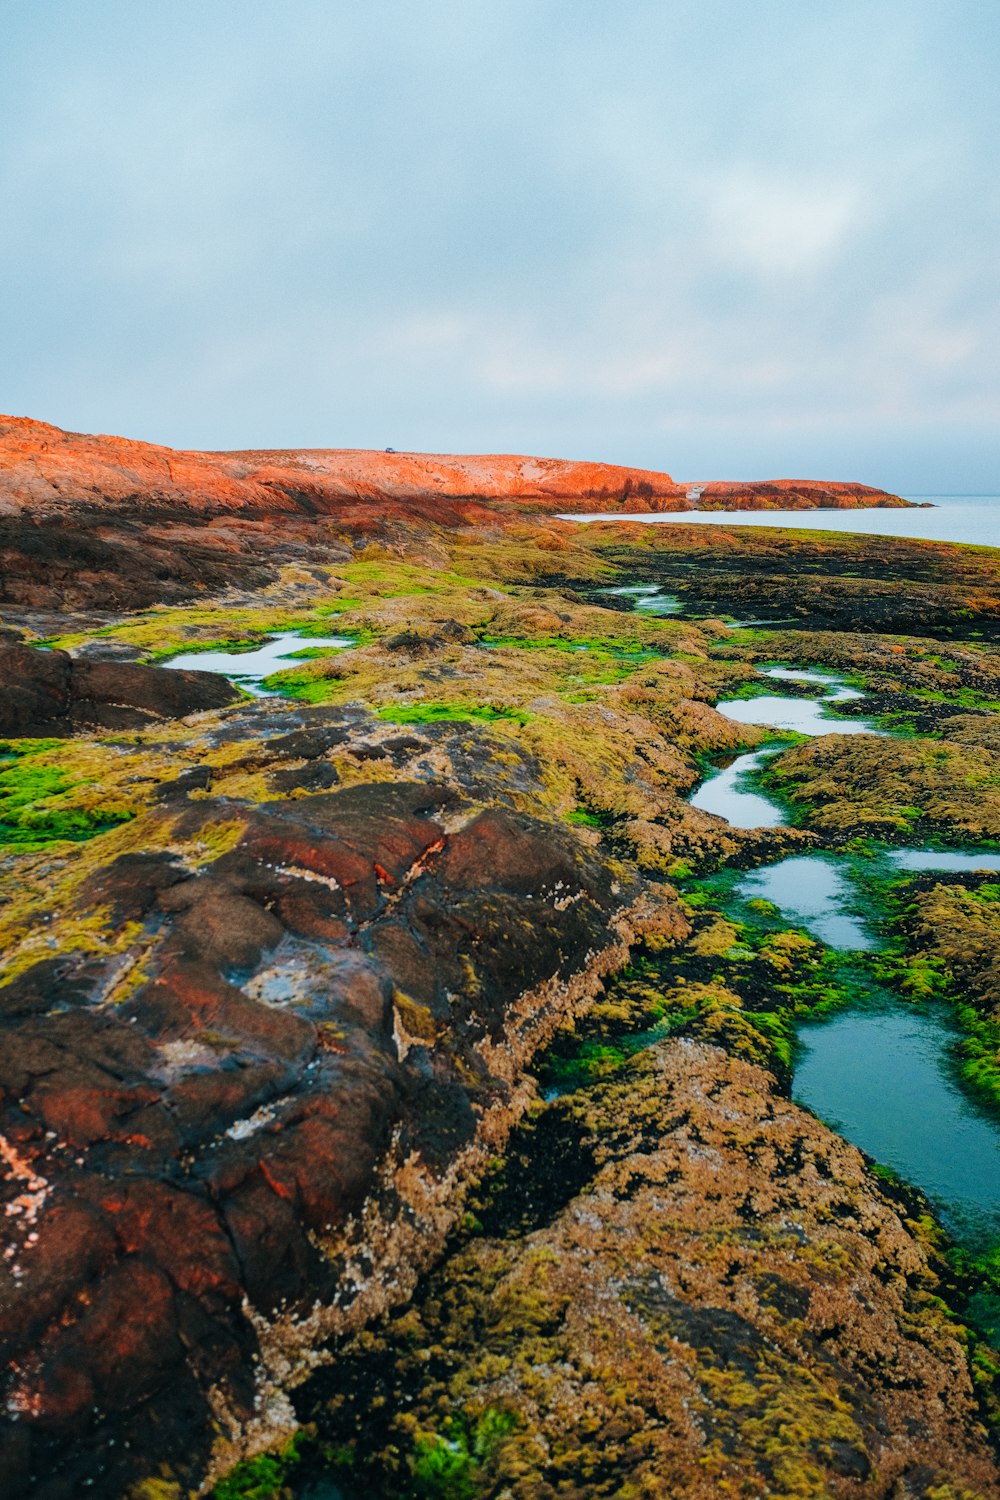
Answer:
375;703;532;727
0;741;134;850
406;1411;517;1499
146;636;270;662
46;603;368;660
210;1430;312;1500
867;869;1000;1111
338;560;491;598
565;808;607;828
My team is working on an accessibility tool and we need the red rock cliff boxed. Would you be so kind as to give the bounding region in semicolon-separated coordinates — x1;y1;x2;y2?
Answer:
0;415;907;521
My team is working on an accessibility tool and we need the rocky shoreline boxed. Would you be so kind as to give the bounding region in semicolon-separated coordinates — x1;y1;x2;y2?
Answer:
1;421;998;1499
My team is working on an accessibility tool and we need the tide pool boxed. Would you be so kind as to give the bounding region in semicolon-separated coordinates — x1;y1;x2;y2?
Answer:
163;630;352;696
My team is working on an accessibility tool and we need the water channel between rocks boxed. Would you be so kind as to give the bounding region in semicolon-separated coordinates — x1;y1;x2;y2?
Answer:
687;661;1000;1248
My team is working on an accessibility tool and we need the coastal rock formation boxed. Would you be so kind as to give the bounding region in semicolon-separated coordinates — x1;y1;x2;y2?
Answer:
0;738;682;1497
0;416;910;521
678;477;912;511
598;526;1000;637
0;416;909;610
0;417;911;522
0;415;684;521
1;438;998;1498
0;643;239;737
303;1039;999;1498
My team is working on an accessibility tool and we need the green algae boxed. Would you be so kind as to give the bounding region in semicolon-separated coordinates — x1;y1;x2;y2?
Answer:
0;739;135;850
338;559;493;598
45;602;368;661
375;702;532;727
864;869;1000;1113
210;1430;314;1500
758;733;1000;845
537;905;863;1096
404;1409;519;1499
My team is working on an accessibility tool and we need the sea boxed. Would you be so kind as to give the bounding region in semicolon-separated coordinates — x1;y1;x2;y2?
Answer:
561;494;1000;549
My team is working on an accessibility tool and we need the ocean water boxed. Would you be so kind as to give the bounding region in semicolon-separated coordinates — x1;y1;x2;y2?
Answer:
563;494;1000;549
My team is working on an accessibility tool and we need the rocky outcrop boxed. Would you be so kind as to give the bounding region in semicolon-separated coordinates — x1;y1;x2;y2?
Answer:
0;416;911;520
2;502;998;1498
0;415;684;521
0;643;239;736
677;477;912;510
598;526;1000;638
0;777;681;1497
305;1039;1000;1497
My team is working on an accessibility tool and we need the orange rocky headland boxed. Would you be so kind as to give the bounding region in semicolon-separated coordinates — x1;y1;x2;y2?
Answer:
0;415;910;610
0;414;907;521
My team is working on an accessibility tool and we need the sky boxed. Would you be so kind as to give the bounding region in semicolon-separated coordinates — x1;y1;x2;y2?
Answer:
2;1;999;491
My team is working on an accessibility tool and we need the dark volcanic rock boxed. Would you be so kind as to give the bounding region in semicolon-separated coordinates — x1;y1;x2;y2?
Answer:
0;643;238;736
0;781;649;1497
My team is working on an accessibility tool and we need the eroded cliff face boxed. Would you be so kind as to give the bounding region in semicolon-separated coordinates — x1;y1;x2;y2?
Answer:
0;460;998;1498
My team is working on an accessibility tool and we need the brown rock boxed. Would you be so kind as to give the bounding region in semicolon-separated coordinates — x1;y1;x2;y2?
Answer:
0;643;238;737
0;780;646;1495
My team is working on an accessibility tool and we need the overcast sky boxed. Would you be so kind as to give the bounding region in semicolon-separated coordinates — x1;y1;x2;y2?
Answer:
2;1;998;490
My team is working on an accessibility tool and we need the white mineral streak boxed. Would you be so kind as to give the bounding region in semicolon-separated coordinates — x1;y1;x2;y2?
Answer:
272;865;341;889
1;1135;51;1286
1;1136;50;1226
226;1104;280;1142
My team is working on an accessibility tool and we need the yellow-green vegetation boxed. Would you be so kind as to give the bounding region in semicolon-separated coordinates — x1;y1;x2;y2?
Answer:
43;601;361;656
874;872;1000;1108
0;807;248;985
538;904;860;1095
713;627;1000;712
0;546;740;988
375;702;532;726
295;1026;984;1499
209;1430;314;1500
760;729;1000;843
0;737;140;849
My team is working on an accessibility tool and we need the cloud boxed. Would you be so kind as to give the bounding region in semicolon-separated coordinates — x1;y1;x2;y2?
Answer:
0;0;998;490
698;169;863;277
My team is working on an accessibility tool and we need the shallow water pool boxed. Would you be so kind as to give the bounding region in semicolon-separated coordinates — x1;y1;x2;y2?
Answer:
887;849;1000;874
688;749;786;829
714;691;875;736
163;630;352;696
598;584;681;615
795;1004;1000;1248
738;854;877;949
